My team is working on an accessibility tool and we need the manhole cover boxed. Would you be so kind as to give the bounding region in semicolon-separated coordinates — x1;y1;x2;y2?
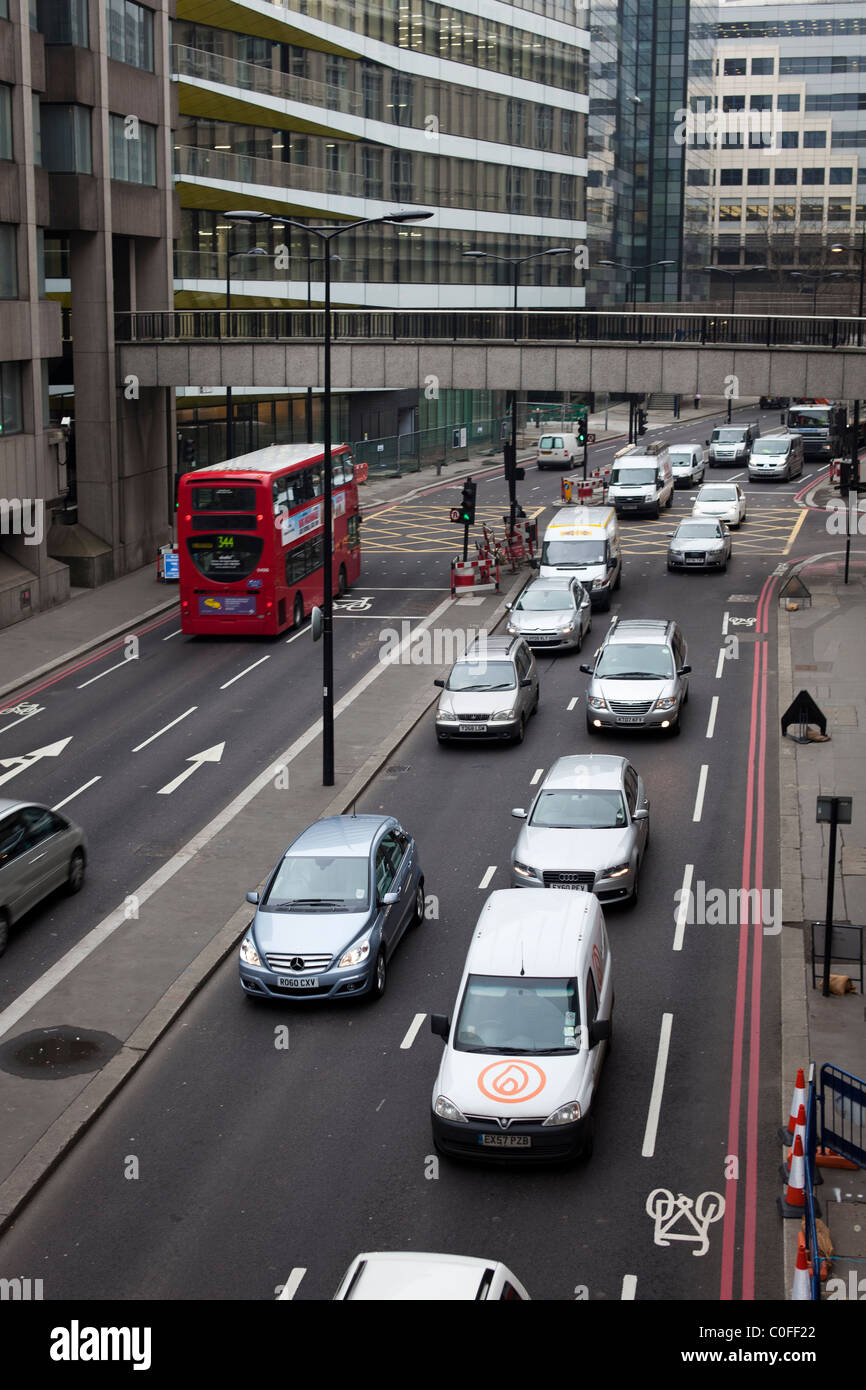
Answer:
382;765;411;779
0;1026;121;1079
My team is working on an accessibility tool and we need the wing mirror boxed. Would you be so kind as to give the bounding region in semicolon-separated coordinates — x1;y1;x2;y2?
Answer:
678;665;692;676
245;891;259;905
589;1019;611;1047
579;663;593;675
430;1013;450;1041
380;890;400;907
434;678;445;688
632;808;648;822
511;807;527;819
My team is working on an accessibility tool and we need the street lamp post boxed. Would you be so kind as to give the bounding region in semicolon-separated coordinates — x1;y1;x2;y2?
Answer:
225;243;268;459
463;246;571;528
597;258;677;315
831;230;866;346
831;232;866;575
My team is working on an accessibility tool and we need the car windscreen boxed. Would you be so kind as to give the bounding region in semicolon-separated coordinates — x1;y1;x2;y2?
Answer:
595;642;675;679
676;522;721;538
697;487;736;502
454;975;581;1054
711;430;746;442
788;409;829;428
529;789;627;829
446;661;516;692
541;539;606;566
610;466;655;485
752;439;787;455
669;451;696;463
516;588;575;612
263;855;370;910
539;436;563;449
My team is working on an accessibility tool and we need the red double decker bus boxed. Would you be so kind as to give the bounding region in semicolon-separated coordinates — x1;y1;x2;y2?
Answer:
177;443;361;636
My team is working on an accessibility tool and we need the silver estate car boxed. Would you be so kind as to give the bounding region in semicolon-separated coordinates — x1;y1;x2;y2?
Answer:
511;755;649;906
581;617;691;737
0;799;87;955
504;576;592;652
667;518;731;572
239;815;425;1003
434;636;539;744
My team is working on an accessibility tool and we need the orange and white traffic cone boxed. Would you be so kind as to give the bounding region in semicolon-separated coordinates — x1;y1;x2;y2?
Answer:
783;1104;807;1173
779;1068;806;1144
792;1243;811;1300
779;1135;808;1218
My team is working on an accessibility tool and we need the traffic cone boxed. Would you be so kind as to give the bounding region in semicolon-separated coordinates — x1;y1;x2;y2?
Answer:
778;1135;809;1218
779;1068;806;1144
792;1244;811;1300
781;1104;807;1177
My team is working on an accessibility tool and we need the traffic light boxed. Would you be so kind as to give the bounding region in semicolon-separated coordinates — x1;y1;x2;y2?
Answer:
839;458;855;498
182;437;195;466
460;478;477;525
637;409;648;436
576;417;587;446
503;441;525;483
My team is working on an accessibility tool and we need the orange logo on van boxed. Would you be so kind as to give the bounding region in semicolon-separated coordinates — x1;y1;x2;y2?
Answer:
477;1060;547;1104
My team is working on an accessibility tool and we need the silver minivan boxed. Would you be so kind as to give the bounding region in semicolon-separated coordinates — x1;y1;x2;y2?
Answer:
580;617;691;736
748;434;804;482
0;799;87;955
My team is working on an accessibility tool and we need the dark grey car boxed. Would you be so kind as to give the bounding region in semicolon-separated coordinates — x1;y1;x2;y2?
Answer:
0;799;87;955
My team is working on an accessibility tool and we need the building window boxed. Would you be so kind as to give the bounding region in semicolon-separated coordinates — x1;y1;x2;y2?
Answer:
0;85;11;161
723;58;747;76
749;95;772;111
390;149;412;202
0;0;7;18
559;173;575;219
747;167;770;185
506;98;526;144
0;224;16;298
41;104;91;173
828;200;851;220
723;95;745;112
107;0;154;72
803;131;827;148
781;131;798;149
36;226;46;296
751;57;774;75
777;93;800;112
389;73;412;126
109;113;156;184
506;167;524;214
361;65;382;121
0;362;23;437
32;94;41;164
362;146;382;199
535;105;554;151
720;168;743;186
772;202;795;221
800;201;824;221
829;168;852;184
534;170;552;217
718;202;742;221
801;168;824;185
37;0;88;45
561;109;576;154
745;201;769;220
774;168;797;185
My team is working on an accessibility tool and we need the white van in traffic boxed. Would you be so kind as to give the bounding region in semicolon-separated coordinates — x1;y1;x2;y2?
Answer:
538;505;621;611
536;433;583;470
608;443;674;518
430;888;613;1163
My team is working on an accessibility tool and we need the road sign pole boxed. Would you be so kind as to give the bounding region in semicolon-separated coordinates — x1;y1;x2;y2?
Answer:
822;810;838;998
463;521;469;562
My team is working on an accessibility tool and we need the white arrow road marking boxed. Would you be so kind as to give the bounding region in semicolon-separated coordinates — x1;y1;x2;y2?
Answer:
157;743;225;796
0;737;72;788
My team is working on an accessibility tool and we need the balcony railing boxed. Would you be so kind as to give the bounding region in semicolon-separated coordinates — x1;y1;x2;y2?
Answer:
171;45;364;117
113;308;866;350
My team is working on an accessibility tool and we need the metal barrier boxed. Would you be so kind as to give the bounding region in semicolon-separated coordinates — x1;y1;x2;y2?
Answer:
820;1063;866;1169
803;1067;822;1300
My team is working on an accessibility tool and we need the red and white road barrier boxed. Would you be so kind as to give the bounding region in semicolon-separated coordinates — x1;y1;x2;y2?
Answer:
450;557;500;596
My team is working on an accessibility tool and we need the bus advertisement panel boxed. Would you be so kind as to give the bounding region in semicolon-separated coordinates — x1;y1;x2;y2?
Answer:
177;443;361;636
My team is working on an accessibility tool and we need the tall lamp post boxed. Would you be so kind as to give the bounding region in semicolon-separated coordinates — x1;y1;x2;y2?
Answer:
789;270;845;316
832;233;866;576
597;258;675;439
700;266;767;420
831;231;866;346
463;246;571;529
227;208;433;787
225;243;268;459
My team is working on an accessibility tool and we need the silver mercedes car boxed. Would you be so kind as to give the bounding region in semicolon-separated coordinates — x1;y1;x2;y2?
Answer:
0;799;87;956
504;576;592;652
510;755;649;906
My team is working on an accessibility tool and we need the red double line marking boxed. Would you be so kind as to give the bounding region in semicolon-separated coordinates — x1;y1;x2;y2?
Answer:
719;573;775;1300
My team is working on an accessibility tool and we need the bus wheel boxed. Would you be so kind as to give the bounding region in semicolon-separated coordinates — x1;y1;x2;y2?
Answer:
337;565;348;598
293;594;304;629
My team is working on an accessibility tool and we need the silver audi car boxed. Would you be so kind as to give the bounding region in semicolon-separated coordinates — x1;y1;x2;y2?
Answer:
504;576;592;652
511;755;649;906
667;518;731;572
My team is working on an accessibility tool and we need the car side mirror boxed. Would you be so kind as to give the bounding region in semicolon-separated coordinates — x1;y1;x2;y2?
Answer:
579;663;593;675
678;665;692;676
589;1019;611;1047
381;890;400;907
245;891;259;905
632;808;648;822
511;808;527;819
430;1013;450;1041
519;678;532;688
434;678;445;688
704;439;709;446
530;559;539;570
504;602;512;611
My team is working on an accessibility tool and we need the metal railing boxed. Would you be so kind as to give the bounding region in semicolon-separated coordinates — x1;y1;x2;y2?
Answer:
114;308;866;350
171;44;364;115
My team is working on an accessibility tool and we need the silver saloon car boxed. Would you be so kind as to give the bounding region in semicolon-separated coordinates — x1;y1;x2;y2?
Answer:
667;518;731;572
504;576;592;652
0;800;87;955
434;636;539;744
239;815;425;1003
511;755;648;905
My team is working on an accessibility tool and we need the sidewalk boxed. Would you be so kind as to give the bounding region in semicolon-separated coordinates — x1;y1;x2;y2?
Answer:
778;537;866;1300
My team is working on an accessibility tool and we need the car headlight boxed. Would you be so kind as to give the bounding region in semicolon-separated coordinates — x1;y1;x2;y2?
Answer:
505;621;518;635
587;694;608;710
492;709;515;721
239;935;261;967
542;1101;582;1127
603;863;630;879
669;550;684;560
560;624;575;636
654;695;678;711
513;860;539;881
434;1095;468;1124
437;708;458;722
338;938;370;969
592;577;607;590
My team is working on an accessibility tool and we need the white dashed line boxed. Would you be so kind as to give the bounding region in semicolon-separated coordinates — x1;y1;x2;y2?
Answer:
715;648;726;680
530;768;544;785
479;865;497;890
400;1013;427;1050
162;628;182;641
277;1268;307;1301
621;1275;638;1300
721;611;729;636
693;765;709;822
219;656;271;689
705;695;719;739
52;777;101;811
132;707;198;752
567;697;578;711
77;659;134;689
642;1013;674;1157
673;863;694;953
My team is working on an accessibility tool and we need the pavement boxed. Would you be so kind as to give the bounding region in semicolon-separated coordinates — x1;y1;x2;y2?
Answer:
777;480;866;1301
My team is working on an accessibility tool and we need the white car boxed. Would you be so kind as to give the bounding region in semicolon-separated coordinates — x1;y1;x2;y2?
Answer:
692;482;746;529
668;444;706;487
333;1252;530;1300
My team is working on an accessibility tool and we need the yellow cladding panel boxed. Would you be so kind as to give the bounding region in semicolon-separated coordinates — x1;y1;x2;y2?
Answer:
175;181;357;221
175;0;360;58
177;86;360;141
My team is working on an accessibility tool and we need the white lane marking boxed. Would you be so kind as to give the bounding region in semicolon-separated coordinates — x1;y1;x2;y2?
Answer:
673;864;694;953
335;613;427;621
729;471;746;482
354;586;451;591
531;768;544;785
621;1274;637;1300
52;777;101;811
567;697;578;711
277;1268;307;1301
0;595;457;1044
0;738;72;788
693;766;709;822
705;695;719;740
219;656;271;689
156;742;225;796
479;865;497;890
400;1013;427;1050
715;648;726;680
77;658;135;689
132;707;198;753
285;627;307;644
721;611;729;636
162;628;182;641
375;1098;386;1112
642;1013;674;1157
0;707;43;735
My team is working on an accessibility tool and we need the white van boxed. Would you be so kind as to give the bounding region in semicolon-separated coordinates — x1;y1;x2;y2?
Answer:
748;433;804;482
538;505;621;611
430;888;613;1163
668;443;706;488
536;434;582;470
608;443;674;518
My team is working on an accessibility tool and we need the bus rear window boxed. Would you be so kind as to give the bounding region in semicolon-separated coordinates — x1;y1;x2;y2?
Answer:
186;534;263;582
192;486;258;512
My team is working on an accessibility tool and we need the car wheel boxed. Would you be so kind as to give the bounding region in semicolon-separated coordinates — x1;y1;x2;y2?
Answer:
652;505;660;519
337;565;348;599
293;594;304;628
0;909;8;958
665;491;673;508
667;562;674;572
538;463;545;471
721;557;728;572
371;949;387;1000
613;567;621;591
580;1115;595;1162
626;872;639;909
66;849;85;895
668;713;681;737
515;714;526;744
412;880;426;927
533;687;540;713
